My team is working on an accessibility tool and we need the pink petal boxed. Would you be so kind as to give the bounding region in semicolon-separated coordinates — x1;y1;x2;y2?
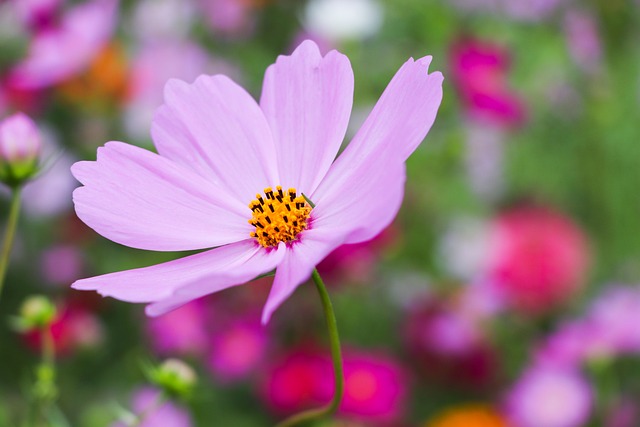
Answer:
310;55;443;244
9;0;118;89
152;75;279;204
72;240;284;309
260;40;353;195
72;141;250;251
261;228;342;324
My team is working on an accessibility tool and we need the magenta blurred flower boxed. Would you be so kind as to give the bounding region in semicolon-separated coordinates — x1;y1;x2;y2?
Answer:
8;0;118;90
208;317;268;382
262;347;328;414
112;387;192;427
71;40;443;323
145;300;209;357
450;38;526;127
11;0;62;30
505;365;592;427
263;347;406;423
40;244;84;286
332;351;407;423
486;206;589;314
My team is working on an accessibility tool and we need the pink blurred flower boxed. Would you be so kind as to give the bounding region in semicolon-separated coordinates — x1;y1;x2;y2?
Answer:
450;38;526;127
8;0;118;90
145;300;209;357
208;317;268;382
71;40;443;323
564;10;602;75
197;0;257;37
40;244;84;285
486;206;589;314
11;0;62;30
505;365;592;427
332;351;407;423
536;285;640;368
263;347;407;423
317;226;397;286
262;347;328;414
112;387;191;427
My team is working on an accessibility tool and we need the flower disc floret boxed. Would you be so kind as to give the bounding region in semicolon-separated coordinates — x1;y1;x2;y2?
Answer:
249;186;311;248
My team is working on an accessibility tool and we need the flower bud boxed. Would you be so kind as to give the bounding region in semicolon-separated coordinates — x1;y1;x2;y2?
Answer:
0;112;42;186
16;295;57;330
147;358;197;399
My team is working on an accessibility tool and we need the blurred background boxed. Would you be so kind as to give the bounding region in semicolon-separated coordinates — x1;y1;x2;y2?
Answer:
1;0;640;426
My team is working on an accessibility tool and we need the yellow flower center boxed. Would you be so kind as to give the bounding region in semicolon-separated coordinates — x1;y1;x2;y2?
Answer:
248;186;312;248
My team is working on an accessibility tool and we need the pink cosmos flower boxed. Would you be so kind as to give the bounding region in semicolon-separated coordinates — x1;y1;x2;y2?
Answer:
8;0;118;90
70;40;443;323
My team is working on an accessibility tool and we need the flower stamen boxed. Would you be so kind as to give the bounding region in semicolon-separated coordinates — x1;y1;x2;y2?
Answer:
249;186;311;248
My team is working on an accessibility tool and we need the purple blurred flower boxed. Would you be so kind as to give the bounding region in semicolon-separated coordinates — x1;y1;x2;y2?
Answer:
564;9;602;75
71;40;443;323
11;0;62;30
112;387;191;427
197;0;257;37
40;244;84;286
145;300;209;357
208;317;268;382
8;0;118;90
505;365;592;427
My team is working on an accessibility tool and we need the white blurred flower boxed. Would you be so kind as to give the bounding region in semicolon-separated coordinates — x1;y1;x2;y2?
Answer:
130;0;196;41
438;216;491;281
304;0;383;42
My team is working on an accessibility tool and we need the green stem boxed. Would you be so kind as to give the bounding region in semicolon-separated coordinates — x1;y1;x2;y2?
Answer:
0;186;22;301
275;269;344;427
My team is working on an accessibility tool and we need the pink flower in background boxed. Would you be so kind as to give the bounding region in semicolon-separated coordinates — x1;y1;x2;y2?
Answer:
112;387;192;427
450;38;526;127
11;0;62;30
505;365;592;427
486;206;589;314
536;285;640;368
71;40;443;323
145;300;209;357
564;10;602;75
8;0;118;90
262;347;328;414
40;244;84;285
197;0;257;37
208;317;268;382
263;347;406;423
332;351;407;423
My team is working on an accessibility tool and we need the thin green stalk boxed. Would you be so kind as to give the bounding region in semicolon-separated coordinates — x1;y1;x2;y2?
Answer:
0;186;22;301
275;269;344;427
